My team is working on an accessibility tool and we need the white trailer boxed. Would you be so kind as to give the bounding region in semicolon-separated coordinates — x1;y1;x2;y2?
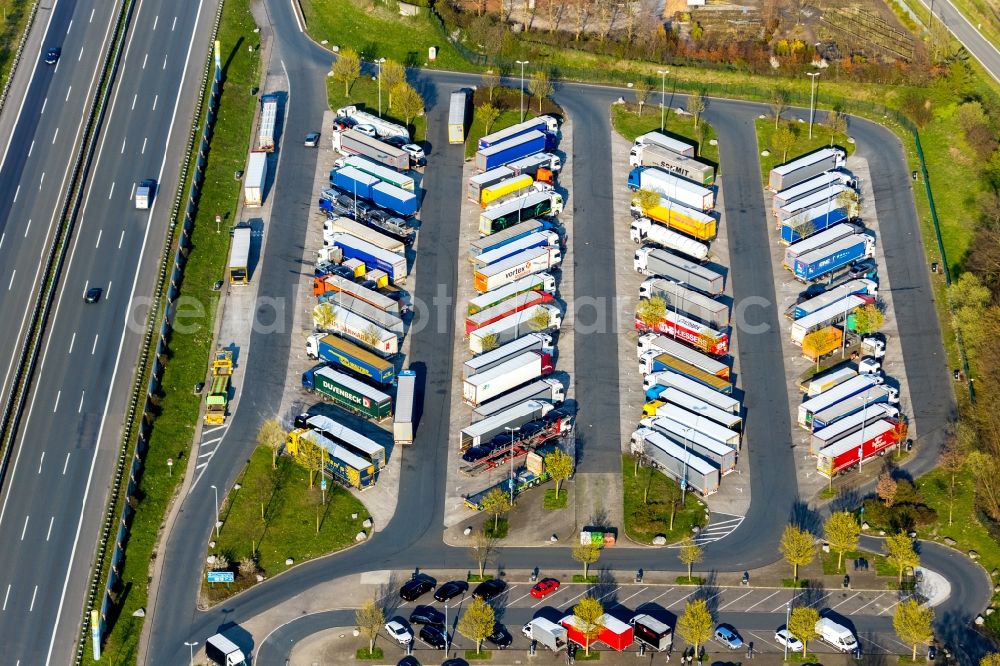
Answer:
301;413;386;468
243;151;267;207
646;370;741;413
257;95;277;151
774;171;854;210
628;167;715;211
768;148;846;191
640;416;737;472
790;294;872;345
657;387;743;431
644;405;741;449
809;403;899;454
798;374;884;428
801;366;858;396
783;223;859;268
460;399;553;449
336;105;409;140
393;370;416;445
472;378;565;421
776;183;852;220
473;246;562;293
323;303;398;356
638;278;729;328
468;304;562;354
630;219;709;261
462;351;553;405
634;131;696;157
630;428;720;495
633;247;724;294
463;333;553;378
322;217;406;255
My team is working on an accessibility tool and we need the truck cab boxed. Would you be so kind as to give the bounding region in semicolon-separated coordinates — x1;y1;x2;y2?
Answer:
135;179;156;210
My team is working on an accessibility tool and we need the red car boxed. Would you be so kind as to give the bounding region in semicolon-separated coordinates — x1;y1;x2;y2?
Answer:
530;577;561;599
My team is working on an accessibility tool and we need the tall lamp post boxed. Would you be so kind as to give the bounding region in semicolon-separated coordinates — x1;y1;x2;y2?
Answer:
210;484;220;539
783;603;791;660
516;60;529;123
505;426;520;505
375;57;386;117
657;69;669;131
680;426;693;505
184;641;198;666
806;72;820;139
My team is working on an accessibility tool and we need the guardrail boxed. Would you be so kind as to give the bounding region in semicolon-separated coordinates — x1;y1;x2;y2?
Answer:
0;0;42;114
77;1;228;660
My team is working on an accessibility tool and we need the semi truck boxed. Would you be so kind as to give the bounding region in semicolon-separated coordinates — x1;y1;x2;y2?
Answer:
651;387;743;431
326;233;407;284
800;365;858;396
639;415;737;471
627;167;715;211
630;219;710;261
473;246;562;293
631;615;673;652
204;350;233;425
479;190;563;235
228;225;251;285
393;369;416;446
257;94;278;151
634;310;729;356
643;406;740;448
506;152;561;178
466;290;555;335
323;216;405;255
315;303;398;356
335;105;409;140
285;428;377;489
630;428;720;495
320;292;404;337
810;384;899;430
797;374;885;428
243;152;267;207
448;90;468;144
773;171;854;210
783;223;859;269
479;174;535;207
467;166;514;202
768;147;846;191
336;155;415;191
791;234;876;282
788;279;877;319
780;202;851;244
631;198;716;241
472;230;561;269
296;413;386;469
468;220;556;260
642;357;732;394
475;130;548;172
629;143;715;185
809;403;900;454
464;333;554;378
790;294;875;344
331;129;410;171
816;419;902;478
462;351;555;405
634;131;695;157
638;334;730;378
467;273;557;316
460;399;554;450
468;303;562;354
775;183;852;220
301;365;393;420
634;247;724;295
478;115;558;149
305;333;395;385
473;377;564;421
372;181;418;217
644;370;740;413
638;280;728;328
312;274;400;315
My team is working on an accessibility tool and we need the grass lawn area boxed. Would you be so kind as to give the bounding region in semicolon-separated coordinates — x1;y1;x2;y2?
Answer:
84;0;261;661
543;488;568;510
610;104;720;168
357;647;384;660
820;549;891;576
754;117;853;185
326;74;427;143
301;0;471;72
623;454;707;545
464;86;563;159
675;576;705;585
483;517;509;539
782;578;811;588
465;650;493;660
202;447;369;604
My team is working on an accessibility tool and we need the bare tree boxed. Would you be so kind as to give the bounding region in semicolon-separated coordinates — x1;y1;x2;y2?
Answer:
481;70;501;103
688;91;706;129
771;88;790;129
623;1;639;43
469;531;498;578
529;70;554;113
545;0;566;34
633;80;654;116
572;0;591;41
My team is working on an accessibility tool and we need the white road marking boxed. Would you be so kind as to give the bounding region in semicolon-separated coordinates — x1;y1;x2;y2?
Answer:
64;85;71;101
27;140;33;157
23;219;30;237
77;46;83;61
152;94;158;110
162;54;167;69
108;181;115;199
90;334;98;355
89;7;94;21
0;233;4;250
744;590;780;611
118;229;125;248
620;586;648;604
852;593;885;614
20;515;28;540
509;591;532;605
530;587;563;608
153;15;158;30
643;588;673;605
142;53;147;69
120;137;126;153
141;137;147;154
202;425;227;435
62;452;70;475
40;97;46;114
130;182;135;200
67;19;72;34
666;589;699;609
95;229;102;248
39;171;44;189
77;391;85;413
195;462;208;471
2;584;9;610
29;585;37;611
46;516;54;540
197;451;213;459
37;452;44;473
52;390;60;412
718;590;754;611
68;332;75;354
831;592;861;610
54;61;58;73
562;587;590;606
200;436;224;447
172;16;177;30
131;93;136;110
7;270;15;290
52;128;58;144
12;185;18;202
106;280;112;299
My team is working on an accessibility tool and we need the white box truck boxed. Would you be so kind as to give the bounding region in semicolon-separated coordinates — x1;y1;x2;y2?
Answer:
244;151;267;207
205;633;247;665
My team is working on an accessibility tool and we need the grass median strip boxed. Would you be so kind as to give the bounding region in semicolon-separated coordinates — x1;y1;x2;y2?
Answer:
622;454;707;545
611;104;720;168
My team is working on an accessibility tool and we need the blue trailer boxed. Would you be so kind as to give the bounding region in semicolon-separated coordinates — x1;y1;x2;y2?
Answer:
475;130;547;172
780;204;850;244
478;116;555;149
332;166;380;200
309;335;395;385
328;233;408;283
792;234;874;282
468;219;557;260
372;181;418;217
473;230;560;269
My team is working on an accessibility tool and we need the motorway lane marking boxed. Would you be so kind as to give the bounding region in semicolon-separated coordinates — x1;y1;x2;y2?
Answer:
40;97;46;114
52;390;60;412
65;85;71;101
852;593;885;613
20;515;28;540
68;332;75;354
52;127;58;144
13;185;18;202
289;0;305;31
46;517;54;541
120;137;126;153
172;16;177;30
130;182;135;200
37;452;44;474
142;137;147;154
142;53;147;69
0;232;4;249
831;591;860;610
718;590;753;611
54;60;58;73
152;94;158;110
95;229;102;248
108;181;115;199
195;461;208;471
3;584;9;610
153;15;158;30
62;453;70;475
89;8;94;21
7;270;14;290
29;585;37;611
162;54;167;69
67;19;72;34
23;219;29;236
38;171;44;190
118;229;124;249
106;281;112;299
27;140;33;157
78;390;85;413
77;46;83;61
131;93;136;110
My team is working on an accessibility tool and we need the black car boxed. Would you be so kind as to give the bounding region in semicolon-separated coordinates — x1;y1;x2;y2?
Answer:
400;574;437;601
84;286;102;303
797;283;828;302
461;446;491;463
485;624;513;649
396;657;421;666
409;604;446;627
434;580;468;602
44;47;60;65
519;420;546;439
418;624;448;650
472;579;507;601
383;135;407;148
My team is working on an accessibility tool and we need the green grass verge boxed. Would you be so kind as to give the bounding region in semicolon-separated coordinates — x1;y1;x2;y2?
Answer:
543;488;568;510
357;646;384;660
610;104;720;168
83;1;261;662
326;73;427;143
574;650;602;660
467;573;495;582
820;549;890;575
674;575;706;585
755;117;854;185
0;1;35;100
465;649;493;660
781;578;811;588
201;447;369;604
623;454;707;545
483;517;509;539
572;574;599;583
465;106;522;160
464;86;564;159
786;651;820;663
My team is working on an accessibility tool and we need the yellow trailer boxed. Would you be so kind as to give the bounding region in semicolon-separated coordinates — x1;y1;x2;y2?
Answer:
204;350;233;425
480;174;534;208
636;197;717;241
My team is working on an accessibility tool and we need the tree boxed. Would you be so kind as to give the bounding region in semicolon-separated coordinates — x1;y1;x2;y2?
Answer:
529;70;553;113
876;472;898;507
939;438;967;525
356;599;386;653
634;188;661;212
238;556;259;579
573;597;604;656
360;324;382;347
257;418;285;469
458;596;496;653
824;512;860;572
481;488;511;532
678;540;704;580
771;88;790;128
787;607;819;655
481;70;501;103
312;303;337;331
664;480;682;530
779;524;815;581
633;79;654;116
901;91;933;129
527;307;552;332
676;599;713;656
392;83;424;126
545;448;573;495
249;469;273;523
688;91;705;129
479;102;501;135
479;333;500;352
572;0;590;41
894;599;934;660
802;327;841;366
885;532;919;583
771;126;796;162
852;303;885;336
572;543;601;578
296;437;326;489
827;110;848;146
380;60;406;109
636;297;667;329
331;48;361;95
981;654;1000;666
469;531;497;578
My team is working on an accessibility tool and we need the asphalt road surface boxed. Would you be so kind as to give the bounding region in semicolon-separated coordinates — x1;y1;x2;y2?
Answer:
143;0;977;663
0;0;216;663
916;0;1000;84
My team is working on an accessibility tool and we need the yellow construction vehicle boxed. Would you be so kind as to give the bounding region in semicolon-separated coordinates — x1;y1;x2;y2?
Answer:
204;350;233;425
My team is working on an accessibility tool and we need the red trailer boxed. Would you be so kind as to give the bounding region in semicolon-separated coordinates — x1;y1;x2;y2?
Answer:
562;614;634;652
634;311;728;356
816;418;905;478
465;290;555;335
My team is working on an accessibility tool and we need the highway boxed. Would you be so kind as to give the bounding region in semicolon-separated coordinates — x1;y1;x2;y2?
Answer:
916;0;1000;84
0;0;217;663
139;0;984;662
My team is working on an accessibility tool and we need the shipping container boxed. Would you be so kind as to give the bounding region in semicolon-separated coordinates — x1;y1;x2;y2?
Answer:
304;334;395;385
332;165;380;200
774;171;853;210
467;166;515;203
797;374;884;428
478;115;557;149
459;399;553;450
467;273;556;316
473;246;562;293
337;155;415;191
332;129;410;170
472;378;565;421
323;216;405;255
480;174;535;207
809;403;899;454
634;131;696;157
258;94;278;151
372;181;418;217
629;143;714;184
462;351;554;405
816;419;901;477
327;233;408;284
473;231;560;269
630;219;709;261
299;413;386;468
638;334;730;378
468;304;561;354
791;294;874;344
393;370;416;445
644;370;740;413
448;90;468;144
626;166;715;210
634;311;729;356
476;130;548;172
632;198;717;241
633;247;725;295
301;365;392;420
479;191;563;235
638;280;729;329
228;225;251;285
630;428;720;495
768;148;846;191
783;223;859;269
789;279;877;320
463;333;553;378
243;151;267;207
792;234;875;282
810;385;898;430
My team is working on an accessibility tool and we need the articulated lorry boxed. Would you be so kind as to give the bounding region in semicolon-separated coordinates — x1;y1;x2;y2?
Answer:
305;333;395;385
790;234;876;282
780;202;851;244
323;216;406;255
642;357;732;394
774;171;855;210
627;166;715;211
473;377;564;421
768;147;846;191
809;402;900;454
286;428;377;489
797;374;886;428
462;351;554;406
631;198;717;241
393;369;417;446
634;310;729;356
335;105;409;140
644;370;740;413
506;152;561;179
639;415;737;471
315;303;398;356
638;280;728;328
630;428;720;495
643;406;740;449
629;143;715;185
479;174;535;207
478;115;558;149
335;155;415;191
810;384;899;430
257;94;278;151
467;273;557;316
473;230;561;269
788;279;877;319
460;399;553;450
783;223;859;269
800;365;858;396
479;190;563;235
473;246;562;293
312;274;401;315
645;387;743;431
332;129;410;171
468;220;556;260
448;90;468;144
630;219;709;261
228;225;251;285
634;131;695;157
295;412;386;469
326;233;407;284
638;334;730;378
466;290;555;336
476;130;549;172
816;419;903;478
467;166;514;202
790;294;875;344
463;333;554;378
634;247;724;294
468;303;562;354
775;183;852;220
301;364;393;420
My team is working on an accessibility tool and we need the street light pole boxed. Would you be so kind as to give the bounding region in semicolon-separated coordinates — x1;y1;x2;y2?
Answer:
376;58;386;117
505;426;520;505
784;603;791;660
681;427;692;505
184;641;198;666
657;69;669;131
445;599;450;654
806;72;820;139
516;60;529;123
210;484;220;539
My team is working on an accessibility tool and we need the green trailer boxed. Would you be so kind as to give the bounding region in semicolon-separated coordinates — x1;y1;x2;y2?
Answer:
309;366;393;420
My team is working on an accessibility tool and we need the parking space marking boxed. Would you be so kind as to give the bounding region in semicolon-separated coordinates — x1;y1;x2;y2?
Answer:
718;590;754;611
510;591;532;605
562;587;591;606
744;590;781;611
531;587;563;608
852;593;885;614
642;587;674;605
666;589;699;609
620;586;648;604
831;592;861;610
746;630;783;652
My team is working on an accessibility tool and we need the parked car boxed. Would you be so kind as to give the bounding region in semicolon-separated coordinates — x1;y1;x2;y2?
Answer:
848;258;877;279
775;628;803;653
396;657;420;666
402;143;426;164
714;625;743;650
304;132;320;147
385;619;413;645
529;578;560;599
486;624;513;649
418;625;449;650
409;605;445;627
472;579;507;601
434;580;469;602
355;124;378;138
461;446;490;463
400;574;437;601
383;135;407;148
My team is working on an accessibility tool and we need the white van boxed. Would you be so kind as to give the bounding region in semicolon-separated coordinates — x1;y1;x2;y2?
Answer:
816;617;858;652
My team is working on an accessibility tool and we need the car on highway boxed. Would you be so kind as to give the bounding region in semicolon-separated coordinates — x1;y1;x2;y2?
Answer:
355;124;378;138
409;605;445;627
775;628;803;653
400;574;436;601
418;624;449;650
304;132;320;147
529;577;560;599
434;580;468;602
472;579;507;601
84;287;102;303
714;625;743;650
44;47;60;65
485;624;513;649
384;619;413;645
